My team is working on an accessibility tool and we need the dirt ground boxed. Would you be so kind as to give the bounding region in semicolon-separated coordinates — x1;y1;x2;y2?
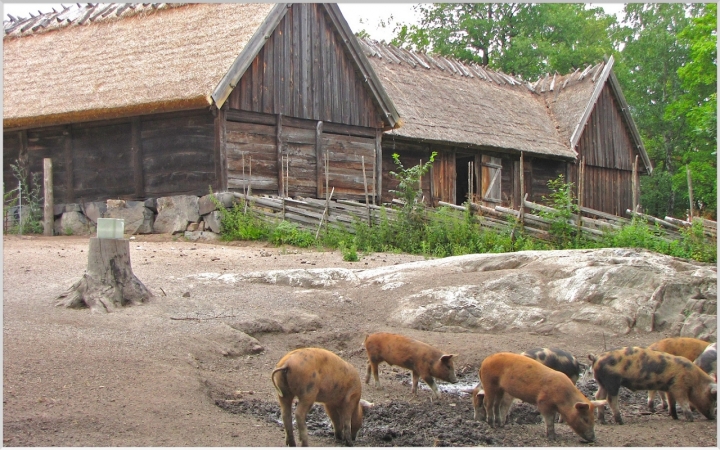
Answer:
2;234;717;447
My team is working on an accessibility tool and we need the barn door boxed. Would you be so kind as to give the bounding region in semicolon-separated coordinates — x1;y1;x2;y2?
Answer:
481;155;502;205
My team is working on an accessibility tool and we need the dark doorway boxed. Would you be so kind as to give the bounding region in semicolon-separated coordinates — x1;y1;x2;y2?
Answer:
455;155;475;205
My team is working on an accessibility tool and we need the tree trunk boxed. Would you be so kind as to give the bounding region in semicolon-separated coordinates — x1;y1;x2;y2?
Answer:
56;238;152;313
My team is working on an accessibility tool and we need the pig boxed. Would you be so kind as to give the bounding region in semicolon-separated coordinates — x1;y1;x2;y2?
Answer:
471;383;515;424
271;347;372;447
363;332;457;398
589;346;717;424
521;347;585;384
479;352;606;442
694;342;717;382
646;337;711;412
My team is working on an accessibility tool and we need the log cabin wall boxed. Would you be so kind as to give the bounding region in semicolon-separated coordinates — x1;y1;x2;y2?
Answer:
570;83;642;216
2;109;217;204
224;3;384;201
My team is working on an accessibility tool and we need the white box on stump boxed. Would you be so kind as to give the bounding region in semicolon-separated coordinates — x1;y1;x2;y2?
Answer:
96;218;125;239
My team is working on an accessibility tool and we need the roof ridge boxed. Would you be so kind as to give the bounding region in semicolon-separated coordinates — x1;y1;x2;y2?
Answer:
4;3;188;38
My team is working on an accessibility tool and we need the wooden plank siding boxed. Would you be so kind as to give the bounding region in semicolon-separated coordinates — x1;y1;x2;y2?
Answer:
226;3;383;129
2;109;217;204
225;111;378;200
572;83;644;216
222;3;385;202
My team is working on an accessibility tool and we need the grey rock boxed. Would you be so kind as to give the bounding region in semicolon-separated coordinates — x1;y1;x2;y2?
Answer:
204;210;223;234
104;199;154;235
81;201;108;224
183;231;220;242
198;192;235;216
54;211;94;236
154;195;200;234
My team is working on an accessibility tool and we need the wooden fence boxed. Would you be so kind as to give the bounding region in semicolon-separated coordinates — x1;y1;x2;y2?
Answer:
234;192;716;244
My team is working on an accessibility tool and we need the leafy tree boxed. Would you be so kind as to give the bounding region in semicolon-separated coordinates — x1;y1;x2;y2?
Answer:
667;3;717;218
392;3;617;79
613;4;694;218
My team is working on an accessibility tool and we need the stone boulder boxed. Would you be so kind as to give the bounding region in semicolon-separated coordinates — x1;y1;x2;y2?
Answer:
80;201;107;224
198;192;235;216
228;311;323;335
54;211;94;236
198;323;264;357
104;199;154;235
153;195;200;234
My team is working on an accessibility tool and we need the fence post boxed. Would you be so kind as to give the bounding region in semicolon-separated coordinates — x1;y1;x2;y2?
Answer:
687;165;695;219
44;158;54;236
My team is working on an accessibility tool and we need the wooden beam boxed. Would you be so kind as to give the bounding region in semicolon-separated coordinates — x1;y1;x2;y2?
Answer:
315;121;324;198
63;127;74;203
131;117;144;198
375;129;382;203
43;158;53;236
277;113;284;197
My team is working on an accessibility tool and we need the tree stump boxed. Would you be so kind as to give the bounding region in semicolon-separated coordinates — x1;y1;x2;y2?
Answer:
56;238;152;313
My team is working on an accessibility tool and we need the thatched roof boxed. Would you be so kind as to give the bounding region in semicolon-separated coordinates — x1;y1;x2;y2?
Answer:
361;38;649;169
3;3;276;129
360;38;576;160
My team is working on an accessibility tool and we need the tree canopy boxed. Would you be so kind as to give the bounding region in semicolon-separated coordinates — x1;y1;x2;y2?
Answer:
385;3;717;219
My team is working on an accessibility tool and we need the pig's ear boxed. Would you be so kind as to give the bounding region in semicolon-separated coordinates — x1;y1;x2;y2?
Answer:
590;400;608;407
359;399;374;410
475;390;485;401
574;402;590;411
587;354;597;363
441;354;456;363
710;384;717;396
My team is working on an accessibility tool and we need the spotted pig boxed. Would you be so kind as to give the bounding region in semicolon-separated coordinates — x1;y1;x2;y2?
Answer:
589;346;717;424
272;347;372;447
694;342;717;382
521;347;585;384
480;352;606;442
364;332;457;398
646;337;712;411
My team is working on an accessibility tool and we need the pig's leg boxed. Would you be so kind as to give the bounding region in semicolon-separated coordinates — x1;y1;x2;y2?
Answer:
279;395;296;447
499;394;514;425
541;411;557;440
294;400;313;447
660;391;669;410
666;392;684;421
411;371;420;395
483;390;496;427
594;386;607;424
366;360;382;388
607;394;623;425
423;376;440;399
325;405;342;441
647;390;657;412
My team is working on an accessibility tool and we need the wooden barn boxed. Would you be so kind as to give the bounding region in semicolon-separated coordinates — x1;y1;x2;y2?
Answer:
3;3;399;205
359;39;652;217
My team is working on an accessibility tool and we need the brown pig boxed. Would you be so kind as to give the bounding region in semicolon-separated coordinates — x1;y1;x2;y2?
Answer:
645;337;711;412
271;347;371;447
479;352;606;442
589;346;717;424
364;332;457;398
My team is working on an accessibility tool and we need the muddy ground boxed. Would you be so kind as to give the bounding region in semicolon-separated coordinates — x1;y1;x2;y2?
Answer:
2;234;717;447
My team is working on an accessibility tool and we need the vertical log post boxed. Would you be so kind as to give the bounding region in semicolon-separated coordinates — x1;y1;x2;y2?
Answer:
375;130;382;205
43;158;54;236
276;114;284;197
687;165;695;219
519;152;525;227
632;155;638;213
577;158;585;239
315;121;324;198
362;156;370;225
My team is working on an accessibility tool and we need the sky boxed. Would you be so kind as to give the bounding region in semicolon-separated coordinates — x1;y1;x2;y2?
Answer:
3;2;626;43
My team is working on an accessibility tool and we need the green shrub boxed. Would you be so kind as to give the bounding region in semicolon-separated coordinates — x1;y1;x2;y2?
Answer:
269;221;315;248
218;201;269;241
